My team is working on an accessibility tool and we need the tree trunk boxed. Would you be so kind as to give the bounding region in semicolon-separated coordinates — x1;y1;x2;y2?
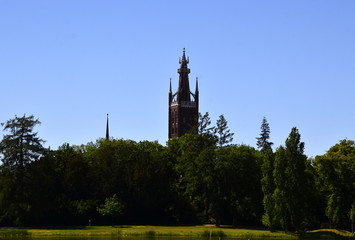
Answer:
232;215;237;227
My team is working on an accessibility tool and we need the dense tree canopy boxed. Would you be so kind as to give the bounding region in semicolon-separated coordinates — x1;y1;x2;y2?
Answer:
0;114;353;232
272;127;312;231
314;140;355;229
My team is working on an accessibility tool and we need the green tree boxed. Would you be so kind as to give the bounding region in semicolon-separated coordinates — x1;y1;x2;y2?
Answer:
215;114;234;147
126;140;176;222
172;130;263;227
0;114;44;169
0;114;45;226
261;148;276;230
198;112;215;136
314;139;355;229
97;194;124;226
217;145;263;227
256;117;273;152
350;203;355;233
25;150;61;225
84;139;176;224
170;132;218;224
196;112;218;148
273;127;311;231
256;117;276;230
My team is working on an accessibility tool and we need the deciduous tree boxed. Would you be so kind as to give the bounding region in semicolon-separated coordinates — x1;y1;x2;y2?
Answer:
97;194;124;226
273;127;311;231
315;139;355;229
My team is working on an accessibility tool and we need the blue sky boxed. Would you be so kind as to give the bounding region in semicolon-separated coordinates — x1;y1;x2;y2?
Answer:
1;0;354;157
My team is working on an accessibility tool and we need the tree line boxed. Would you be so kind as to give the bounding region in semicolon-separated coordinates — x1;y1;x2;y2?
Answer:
0;114;354;232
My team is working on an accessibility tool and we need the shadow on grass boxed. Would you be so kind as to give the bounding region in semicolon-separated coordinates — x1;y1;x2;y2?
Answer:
113;225;133;228
218;225;269;230
37;225;133;229
0;229;29;236
299;230;354;239
31;226;88;230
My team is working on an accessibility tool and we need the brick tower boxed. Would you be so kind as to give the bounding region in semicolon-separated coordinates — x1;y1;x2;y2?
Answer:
169;48;199;138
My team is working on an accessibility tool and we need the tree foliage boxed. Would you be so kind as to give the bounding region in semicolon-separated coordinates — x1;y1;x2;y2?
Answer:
97;194;124;225
198;112;214;136
256;117;273;152
0;114;353;231
215;114;234;147
314;140;355;228
0;114;45;226
272;127;312;231
261;148;276;229
0;114;45;169
257;117;276;229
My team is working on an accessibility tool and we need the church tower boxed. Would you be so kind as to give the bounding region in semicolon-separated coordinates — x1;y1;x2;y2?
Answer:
169;48;199;138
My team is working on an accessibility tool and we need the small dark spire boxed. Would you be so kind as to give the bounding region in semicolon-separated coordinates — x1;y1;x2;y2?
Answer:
195;77;199;92
106;113;109;140
169;78;172;92
179;48;189;67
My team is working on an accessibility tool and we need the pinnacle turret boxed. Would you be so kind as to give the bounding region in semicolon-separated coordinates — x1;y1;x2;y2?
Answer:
179;48;189;68
106;114;109;140
195;77;199;93
169;78;172;93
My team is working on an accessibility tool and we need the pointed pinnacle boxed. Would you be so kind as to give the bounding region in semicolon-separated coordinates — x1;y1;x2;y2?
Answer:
182;48;187;62
106;113;109;140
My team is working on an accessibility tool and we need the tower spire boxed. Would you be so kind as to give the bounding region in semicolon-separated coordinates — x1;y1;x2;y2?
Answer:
177;48;191;102
169;49;199;139
106;113;109;140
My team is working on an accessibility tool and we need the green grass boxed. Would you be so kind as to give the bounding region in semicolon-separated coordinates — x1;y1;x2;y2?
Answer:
299;229;355;239
0;228;29;236
0;226;353;239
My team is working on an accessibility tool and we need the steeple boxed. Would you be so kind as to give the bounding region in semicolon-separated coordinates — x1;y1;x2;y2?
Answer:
168;49;199;139
106;113;109;140
177;48;191;102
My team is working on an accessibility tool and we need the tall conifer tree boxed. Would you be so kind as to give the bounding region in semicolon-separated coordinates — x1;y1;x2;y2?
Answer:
0;114;45;225
215;114;234;147
256;117;273;152
257;117;276;229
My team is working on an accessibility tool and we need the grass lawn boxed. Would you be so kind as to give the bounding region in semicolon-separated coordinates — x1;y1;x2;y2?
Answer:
0;225;353;239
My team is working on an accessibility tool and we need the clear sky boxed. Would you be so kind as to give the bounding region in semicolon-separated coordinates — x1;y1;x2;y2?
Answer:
1;0;354;157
